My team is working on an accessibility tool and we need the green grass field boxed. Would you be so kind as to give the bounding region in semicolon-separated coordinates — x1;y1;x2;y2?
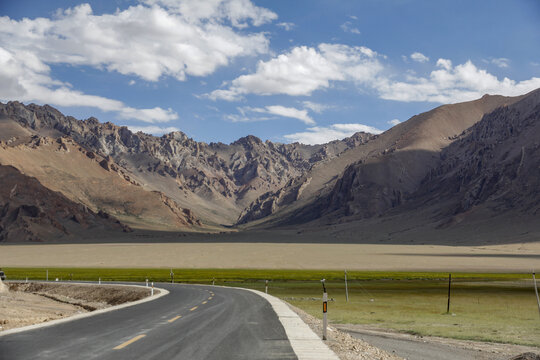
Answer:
3;268;539;346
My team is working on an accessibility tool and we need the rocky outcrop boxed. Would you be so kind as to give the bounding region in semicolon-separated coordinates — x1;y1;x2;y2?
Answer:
412;88;540;223
237;92;525;226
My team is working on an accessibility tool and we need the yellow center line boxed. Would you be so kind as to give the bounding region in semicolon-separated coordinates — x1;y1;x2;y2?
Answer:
202;301;207;304
168;315;182;323
113;334;146;350
190;306;198;311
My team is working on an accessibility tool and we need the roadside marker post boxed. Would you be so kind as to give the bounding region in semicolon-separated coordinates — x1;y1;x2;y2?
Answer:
533;272;540;318
447;273;452;314
25;277;28;283
151;282;154;296
99;277;101;285
145;279;148;287
170;269;174;284
212;278;215;286
321;279;328;340
344;270;349;302
265;280;269;294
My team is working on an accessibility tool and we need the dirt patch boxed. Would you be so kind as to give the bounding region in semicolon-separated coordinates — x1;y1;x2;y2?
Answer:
335;324;540;360
286;303;402;360
0;282;151;331
1;242;539;271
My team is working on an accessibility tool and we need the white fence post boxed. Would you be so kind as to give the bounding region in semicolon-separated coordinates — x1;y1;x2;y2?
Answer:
533;272;540;318
345;270;349;302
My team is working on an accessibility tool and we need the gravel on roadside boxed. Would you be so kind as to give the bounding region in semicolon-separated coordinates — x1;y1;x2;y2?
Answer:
286;303;403;360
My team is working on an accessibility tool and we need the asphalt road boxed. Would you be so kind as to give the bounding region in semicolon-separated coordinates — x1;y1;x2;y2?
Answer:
0;283;297;360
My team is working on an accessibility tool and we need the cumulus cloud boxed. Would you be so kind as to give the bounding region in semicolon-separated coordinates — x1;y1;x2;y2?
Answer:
0;46;177;122
0;1;272;82
125;125;180;135
387;119;401;126
229;105;314;124
410;52;429;63
284;123;382;145
142;0;277;28
375;58;540;103
208;43;382;100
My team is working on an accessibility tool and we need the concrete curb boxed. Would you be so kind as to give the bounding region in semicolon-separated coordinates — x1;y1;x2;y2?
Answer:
0;281;169;337
244;288;340;360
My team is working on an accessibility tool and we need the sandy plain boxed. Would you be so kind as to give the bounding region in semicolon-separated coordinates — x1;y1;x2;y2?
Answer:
1;241;539;271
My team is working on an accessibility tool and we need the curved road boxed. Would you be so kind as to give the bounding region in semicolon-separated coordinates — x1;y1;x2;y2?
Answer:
0;283;297;360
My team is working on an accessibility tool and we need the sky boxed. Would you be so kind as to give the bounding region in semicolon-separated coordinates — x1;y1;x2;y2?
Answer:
0;0;539;145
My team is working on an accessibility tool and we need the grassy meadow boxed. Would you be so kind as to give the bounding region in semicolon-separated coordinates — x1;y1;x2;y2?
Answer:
3;268;539;346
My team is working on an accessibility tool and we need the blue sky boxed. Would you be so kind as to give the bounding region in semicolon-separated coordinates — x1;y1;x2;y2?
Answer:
1;0;539;144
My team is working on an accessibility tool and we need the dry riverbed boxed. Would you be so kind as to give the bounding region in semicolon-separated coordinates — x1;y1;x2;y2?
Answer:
0;281;150;331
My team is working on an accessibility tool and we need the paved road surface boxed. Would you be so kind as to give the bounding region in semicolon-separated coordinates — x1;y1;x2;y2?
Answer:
0;283;297;360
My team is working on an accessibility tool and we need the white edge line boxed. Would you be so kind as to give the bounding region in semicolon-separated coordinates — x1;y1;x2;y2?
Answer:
0;282;169;337
191;284;339;360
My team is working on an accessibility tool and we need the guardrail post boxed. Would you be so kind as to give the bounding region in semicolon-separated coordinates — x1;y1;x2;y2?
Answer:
321;279;328;340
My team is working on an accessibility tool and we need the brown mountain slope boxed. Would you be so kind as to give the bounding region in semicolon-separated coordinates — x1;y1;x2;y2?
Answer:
238;92;525;226
0;164;130;242
300;88;540;245
409;87;540;224
0;135;201;232
0;102;372;226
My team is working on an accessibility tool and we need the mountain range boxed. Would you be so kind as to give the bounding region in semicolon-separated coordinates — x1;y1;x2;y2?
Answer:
1;88;539;243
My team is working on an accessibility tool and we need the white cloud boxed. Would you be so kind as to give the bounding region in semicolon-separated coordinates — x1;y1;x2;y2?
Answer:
490;57;510;68
118;107;178;123
0;46;178;123
125;125;179;135
340;21;361;34
208;43;382;100
387;119;401;126
301;101;332;113
0;2;272;82
277;22;295;31
231;105;315;124
284;123;382;145
142;0;277;28
375;58;540;103
410;52;429;63
264;105;314;124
